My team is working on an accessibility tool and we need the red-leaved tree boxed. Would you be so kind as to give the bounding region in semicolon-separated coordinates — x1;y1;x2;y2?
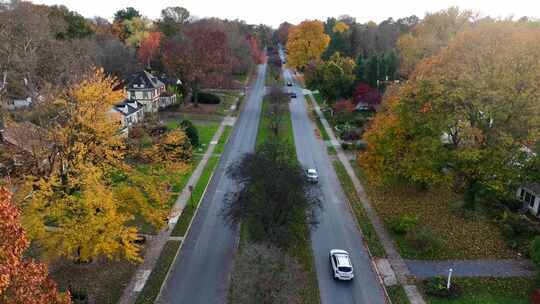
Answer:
137;32;162;68
162;26;232;105
333;99;356;113
0;188;71;304
353;82;382;108
248;35;264;64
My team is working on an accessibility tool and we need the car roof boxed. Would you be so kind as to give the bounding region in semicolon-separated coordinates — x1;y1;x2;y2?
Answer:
307;168;317;174
335;254;352;267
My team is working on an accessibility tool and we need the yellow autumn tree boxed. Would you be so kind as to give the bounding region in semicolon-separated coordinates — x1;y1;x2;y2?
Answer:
17;68;173;262
333;21;349;33
286;20;330;70
397;7;474;77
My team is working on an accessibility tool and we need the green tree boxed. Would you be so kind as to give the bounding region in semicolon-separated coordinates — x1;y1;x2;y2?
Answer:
180;120;199;147
48;5;94;40
113;7;141;23
305;52;355;103
157;6;190;37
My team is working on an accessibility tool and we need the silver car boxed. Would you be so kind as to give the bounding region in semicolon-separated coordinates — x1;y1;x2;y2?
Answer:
329;249;354;280
306;168;319;183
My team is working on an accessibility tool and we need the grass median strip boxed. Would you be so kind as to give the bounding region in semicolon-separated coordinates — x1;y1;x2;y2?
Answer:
332;160;386;257
134;240;182;304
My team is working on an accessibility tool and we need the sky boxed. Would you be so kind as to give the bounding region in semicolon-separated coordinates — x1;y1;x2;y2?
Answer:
31;0;540;27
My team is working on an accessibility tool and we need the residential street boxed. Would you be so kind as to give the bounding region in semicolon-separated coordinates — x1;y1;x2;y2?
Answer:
157;63;267;304
282;57;386;303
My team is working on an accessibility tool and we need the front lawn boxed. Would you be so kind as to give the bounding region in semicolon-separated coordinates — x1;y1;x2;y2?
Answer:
352;161;517;260
50;257;138;304
424;277;534;304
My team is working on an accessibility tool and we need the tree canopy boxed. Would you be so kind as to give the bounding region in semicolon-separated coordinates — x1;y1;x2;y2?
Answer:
361;21;540;207
286;20;330;70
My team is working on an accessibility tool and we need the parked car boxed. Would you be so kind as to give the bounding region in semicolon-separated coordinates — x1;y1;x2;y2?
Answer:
286;81;293;86
329;249;354;280
290;92;297;98
306;168;319;183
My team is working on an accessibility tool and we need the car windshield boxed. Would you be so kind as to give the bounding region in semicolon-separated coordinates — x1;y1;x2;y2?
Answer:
338;266;352;272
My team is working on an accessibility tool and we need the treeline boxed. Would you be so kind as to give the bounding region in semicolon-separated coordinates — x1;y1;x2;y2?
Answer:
0;1;270;104
0;2;270;302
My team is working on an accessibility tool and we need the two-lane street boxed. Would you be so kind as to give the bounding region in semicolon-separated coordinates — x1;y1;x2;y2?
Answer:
282;50;386;303
157;63;267;304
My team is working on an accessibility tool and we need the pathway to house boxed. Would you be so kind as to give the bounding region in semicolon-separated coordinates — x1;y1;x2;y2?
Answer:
119;116;232;304
307;91;427;304
406;259;536;279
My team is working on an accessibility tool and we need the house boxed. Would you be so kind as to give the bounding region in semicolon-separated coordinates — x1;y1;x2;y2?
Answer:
1;97;32;110
126;71;165;113
126;71;177;112
111;99;145;136
518;183;540;217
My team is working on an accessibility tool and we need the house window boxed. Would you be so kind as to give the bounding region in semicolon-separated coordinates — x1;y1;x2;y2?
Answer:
143;91;149;99
522;190;537;208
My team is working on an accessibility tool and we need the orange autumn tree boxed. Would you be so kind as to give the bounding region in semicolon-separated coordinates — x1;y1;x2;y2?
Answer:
286;20;330;70
138;32;162;68
0;188;71;304
361;21;540;207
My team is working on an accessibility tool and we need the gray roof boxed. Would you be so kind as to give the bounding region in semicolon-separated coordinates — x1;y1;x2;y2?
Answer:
524;183;540;194
113;99;144;116
127;71;165;90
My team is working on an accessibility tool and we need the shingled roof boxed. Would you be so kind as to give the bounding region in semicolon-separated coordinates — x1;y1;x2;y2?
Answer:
112;99;144;116
127;71;165;90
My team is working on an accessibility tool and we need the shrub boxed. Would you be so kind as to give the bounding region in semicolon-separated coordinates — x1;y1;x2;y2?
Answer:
192;92;221;104
530;236;540;266
423;277;461;299
180;120;199;147
406;227;439;251
356;141;368;151
391;215;417;235
531;289;540;304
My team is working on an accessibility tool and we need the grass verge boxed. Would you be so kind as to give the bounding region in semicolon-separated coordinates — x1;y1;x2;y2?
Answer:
134;240;182;304
387;285;411;304
423;277;534;304
214;126;232;155
171;155;220;237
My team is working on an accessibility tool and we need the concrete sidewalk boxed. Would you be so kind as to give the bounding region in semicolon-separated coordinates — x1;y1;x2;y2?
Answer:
119;118;229;304
307;93;426;304
406;259;536;279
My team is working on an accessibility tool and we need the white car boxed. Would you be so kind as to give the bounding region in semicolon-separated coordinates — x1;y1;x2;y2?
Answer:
329;249;354;280
306;168;319;183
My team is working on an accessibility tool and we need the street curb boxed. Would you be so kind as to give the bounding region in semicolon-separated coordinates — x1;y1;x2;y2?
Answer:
304;92;393;304
154;126;231;302
153;68;256;303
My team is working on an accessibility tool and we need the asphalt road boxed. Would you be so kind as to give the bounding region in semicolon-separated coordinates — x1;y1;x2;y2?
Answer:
282;53;386;303
157;63;267;304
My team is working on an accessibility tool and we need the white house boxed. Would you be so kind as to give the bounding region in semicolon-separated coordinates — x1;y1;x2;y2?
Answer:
111;99;145;136
517;183;540;217
2;97;32;110
126;71;165;113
